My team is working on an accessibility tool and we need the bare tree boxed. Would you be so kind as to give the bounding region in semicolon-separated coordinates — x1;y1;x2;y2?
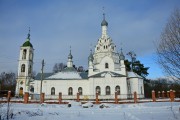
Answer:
53;63;66;73
156;8;180;80
0;72;16;91
77;66;84;72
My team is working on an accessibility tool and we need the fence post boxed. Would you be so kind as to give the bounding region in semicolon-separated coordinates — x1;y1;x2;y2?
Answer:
95;92;99;104
167;91;170;98
59;92;62;104
170;90;174;102
77;92;80;102
24;92;29;104
173;90;176;98
152;90;156;102
162;91;165;99
40;93;45;103
134;91;137;103
158;91;161;98
115;91;118;104
7;91;11;102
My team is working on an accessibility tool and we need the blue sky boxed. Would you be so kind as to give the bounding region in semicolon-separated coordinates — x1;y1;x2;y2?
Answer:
0;0;179;79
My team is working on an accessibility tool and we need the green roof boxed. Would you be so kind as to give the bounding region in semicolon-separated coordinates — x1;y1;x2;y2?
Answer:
22;40;33;47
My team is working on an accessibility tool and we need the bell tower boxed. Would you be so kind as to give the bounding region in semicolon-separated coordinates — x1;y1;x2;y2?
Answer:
16;28;34;96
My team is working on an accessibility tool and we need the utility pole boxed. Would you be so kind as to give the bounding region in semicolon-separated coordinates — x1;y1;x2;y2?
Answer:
40;59;45;94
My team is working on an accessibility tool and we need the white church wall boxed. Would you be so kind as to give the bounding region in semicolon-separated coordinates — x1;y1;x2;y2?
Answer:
99;56;114;72
89;75;128;99
129;78;144;98
39;79;90;95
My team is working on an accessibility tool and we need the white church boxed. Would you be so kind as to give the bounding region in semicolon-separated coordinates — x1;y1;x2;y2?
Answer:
15;14;144;99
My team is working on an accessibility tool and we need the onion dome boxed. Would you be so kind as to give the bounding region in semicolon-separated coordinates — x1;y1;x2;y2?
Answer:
22;29;33;48
68;47;73;59
101;13;108;26
88;50;94;61
68;51;73;59
119;48;125;60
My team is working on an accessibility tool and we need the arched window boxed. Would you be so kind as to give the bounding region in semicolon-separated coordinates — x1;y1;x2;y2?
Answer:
22;49;27;59
115;85;120;95
21;64;25;72
96;86;101;95
68;87;73;95
78;87;83;95
106;86;111;95
51;87;55;95
30;85;34;93
105;63;109;69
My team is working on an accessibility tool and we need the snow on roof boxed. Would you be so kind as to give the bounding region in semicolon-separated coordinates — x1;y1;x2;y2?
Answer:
127;71;143;79
48;71;82;80
89;71;126;78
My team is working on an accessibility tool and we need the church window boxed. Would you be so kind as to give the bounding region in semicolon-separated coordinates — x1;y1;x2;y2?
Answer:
21;64;25;72
115;85;120;95
78;87;83;95
105;39;106;42
96;86;101;95
106;86;111;95
106;45;107;49
22;49;27;59
104;46;105;49
51;87;55;95
105;63;109;69
30;85;34;93
68;87;73;95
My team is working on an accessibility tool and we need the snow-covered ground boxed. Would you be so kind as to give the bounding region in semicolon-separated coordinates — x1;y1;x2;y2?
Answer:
1;102;180;120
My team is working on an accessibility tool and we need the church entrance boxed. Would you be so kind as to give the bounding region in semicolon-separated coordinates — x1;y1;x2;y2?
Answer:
19;87;23;96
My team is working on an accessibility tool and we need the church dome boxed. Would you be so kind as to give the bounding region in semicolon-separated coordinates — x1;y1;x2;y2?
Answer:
22;29;33;47
88;52;94;61
119;49;125;60
68;52;73;59
22;40;33;48
101;13;108;26
120;54;125;60
101;19;108;26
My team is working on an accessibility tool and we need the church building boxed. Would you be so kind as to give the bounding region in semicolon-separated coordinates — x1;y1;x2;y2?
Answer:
15;14;144;99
